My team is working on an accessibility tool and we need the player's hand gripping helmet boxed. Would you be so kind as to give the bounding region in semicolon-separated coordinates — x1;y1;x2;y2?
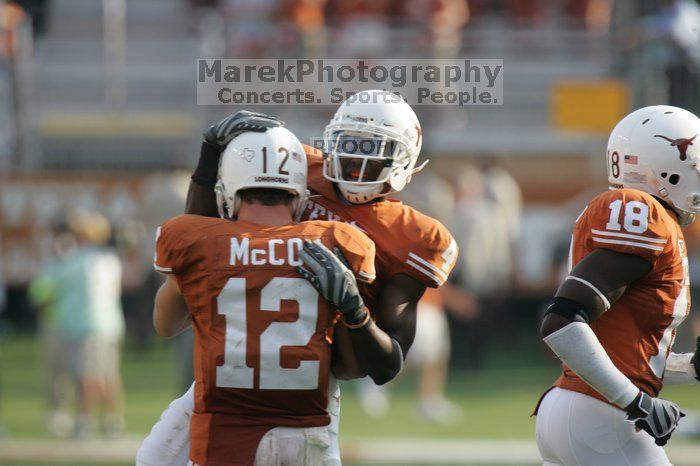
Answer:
215;126;308;220
323;89;426;204
607;105;700;226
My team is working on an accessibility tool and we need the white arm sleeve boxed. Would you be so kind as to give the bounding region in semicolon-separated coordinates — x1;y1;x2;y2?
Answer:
663;352;699;386
544;322;639;408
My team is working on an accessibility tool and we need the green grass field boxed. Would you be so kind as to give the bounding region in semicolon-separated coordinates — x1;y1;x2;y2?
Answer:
0;334;561;440
2;335;700;465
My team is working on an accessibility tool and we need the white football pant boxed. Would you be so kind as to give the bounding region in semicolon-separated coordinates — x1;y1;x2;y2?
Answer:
536;387;673;466
136;384;194;466
136;380;342;466
252;425;330;466
324;376;342;465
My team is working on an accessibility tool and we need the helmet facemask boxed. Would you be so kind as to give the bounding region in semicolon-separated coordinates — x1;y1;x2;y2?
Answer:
323;127;418;204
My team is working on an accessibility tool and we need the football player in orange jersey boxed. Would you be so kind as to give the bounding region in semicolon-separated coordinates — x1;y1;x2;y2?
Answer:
537;105;700;465
136;92;457;466
152;125;377;465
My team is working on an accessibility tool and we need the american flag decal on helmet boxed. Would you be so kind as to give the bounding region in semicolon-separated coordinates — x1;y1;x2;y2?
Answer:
624;155;638;165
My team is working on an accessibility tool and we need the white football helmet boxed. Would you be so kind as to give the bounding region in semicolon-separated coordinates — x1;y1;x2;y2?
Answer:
323;89;425;204
215;126;308;219
607;105;700;226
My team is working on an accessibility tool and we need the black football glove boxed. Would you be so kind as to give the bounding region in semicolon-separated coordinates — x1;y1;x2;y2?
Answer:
203;110;285;148
693;336;700;382
192;111;285;187
627;392;685;446
295;239;367;326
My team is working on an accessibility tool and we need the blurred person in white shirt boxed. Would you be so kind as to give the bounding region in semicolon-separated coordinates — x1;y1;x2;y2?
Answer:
643;0;700;111
450;164;522;368
30;209;125;438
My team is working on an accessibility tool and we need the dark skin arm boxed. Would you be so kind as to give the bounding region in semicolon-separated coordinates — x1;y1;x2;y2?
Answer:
540;247;652;415
346;274;424;385
185;180;219;217
331;323;366;380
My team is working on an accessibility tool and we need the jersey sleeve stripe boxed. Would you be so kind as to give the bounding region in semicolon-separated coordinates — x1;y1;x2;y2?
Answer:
407;253;448;282
592;237;665;251
153;263;173;273
406;259;444;286
565;275;611;310
575;206;588;223
590;229;668;244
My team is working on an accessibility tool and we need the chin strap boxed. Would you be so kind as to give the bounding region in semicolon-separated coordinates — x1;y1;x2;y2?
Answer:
343;159;430;204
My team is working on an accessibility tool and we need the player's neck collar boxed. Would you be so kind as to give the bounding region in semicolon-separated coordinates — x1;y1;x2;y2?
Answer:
652;195;682;223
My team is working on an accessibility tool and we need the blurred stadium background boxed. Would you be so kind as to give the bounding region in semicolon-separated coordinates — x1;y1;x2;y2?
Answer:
1;0;700;464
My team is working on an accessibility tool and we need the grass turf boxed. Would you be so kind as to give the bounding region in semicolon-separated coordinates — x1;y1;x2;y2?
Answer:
2;334;700;465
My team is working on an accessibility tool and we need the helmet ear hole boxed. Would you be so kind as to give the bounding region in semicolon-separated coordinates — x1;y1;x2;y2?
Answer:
661;172;668;179
669;174;680;186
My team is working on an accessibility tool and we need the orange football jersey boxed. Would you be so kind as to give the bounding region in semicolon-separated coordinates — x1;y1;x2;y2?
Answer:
301;145;458;313
154;215;376;466
553;189;690;403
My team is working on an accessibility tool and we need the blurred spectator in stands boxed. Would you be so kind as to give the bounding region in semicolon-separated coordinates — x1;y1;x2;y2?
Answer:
326;0;393;56
11;0;47;35
467;0;555;28
0;1;27;170
642;0;700;113
0;0;27;62
29;209;125;438
620;0;700;112
563;0;612;31
401;0;469;56
188;0;220;8
29;221;79;438
221;0;280;57
506;0;545;28
115;219;153;351
280;0;328;56
430;0;469;56
449;163;521;368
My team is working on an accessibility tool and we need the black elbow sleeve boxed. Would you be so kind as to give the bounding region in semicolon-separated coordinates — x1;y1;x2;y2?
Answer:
544;296;591;324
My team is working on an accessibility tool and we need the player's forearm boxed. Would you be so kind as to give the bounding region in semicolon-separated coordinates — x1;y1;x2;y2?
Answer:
185;181;219;217
153;279;191;337
347;319;404;385
543;320;639;409
185;140;221;217
330;323;367;380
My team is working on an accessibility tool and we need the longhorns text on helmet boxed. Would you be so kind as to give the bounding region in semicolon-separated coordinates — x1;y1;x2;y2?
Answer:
215;127;308;220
